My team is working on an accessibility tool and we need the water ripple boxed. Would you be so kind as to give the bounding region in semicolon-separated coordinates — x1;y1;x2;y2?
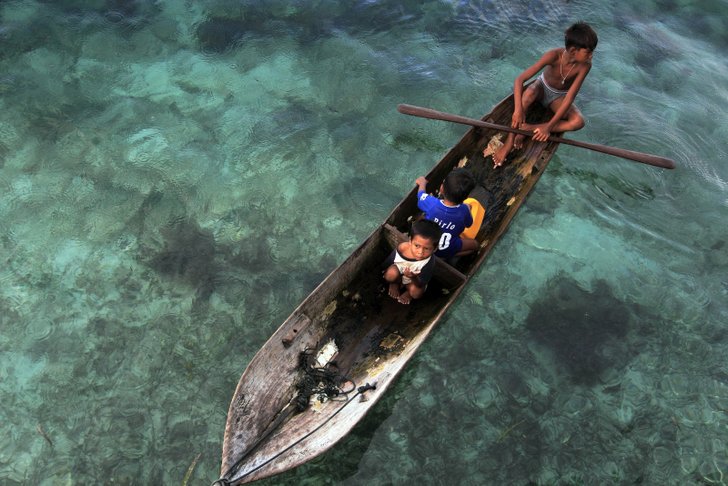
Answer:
23;317;55;343
592;203;697;256
453;0;568;35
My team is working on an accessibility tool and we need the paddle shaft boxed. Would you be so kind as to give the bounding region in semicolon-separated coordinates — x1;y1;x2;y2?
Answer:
397;104;676;170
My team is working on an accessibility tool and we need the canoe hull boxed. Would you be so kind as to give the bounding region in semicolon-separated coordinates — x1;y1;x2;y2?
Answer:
218;94;559;484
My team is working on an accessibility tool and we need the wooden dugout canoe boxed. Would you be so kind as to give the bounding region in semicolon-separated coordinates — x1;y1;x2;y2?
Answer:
215;93;560;485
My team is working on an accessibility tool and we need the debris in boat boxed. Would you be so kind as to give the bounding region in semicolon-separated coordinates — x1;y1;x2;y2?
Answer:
507;196;516;206
322;300;337;319
482;134;504;158
379;332;404;350
457;156;469;168
311;398;326;412
315;339;338;368
342;289;362;304
296;342;355;413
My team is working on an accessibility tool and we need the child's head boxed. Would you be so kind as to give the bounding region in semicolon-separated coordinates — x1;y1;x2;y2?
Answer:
409;219;441;260
441;168;475;205
564;22;598;52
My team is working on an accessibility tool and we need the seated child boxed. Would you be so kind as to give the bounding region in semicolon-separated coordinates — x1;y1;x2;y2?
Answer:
489;22;598;168
416;168;479;259
383;219;442;305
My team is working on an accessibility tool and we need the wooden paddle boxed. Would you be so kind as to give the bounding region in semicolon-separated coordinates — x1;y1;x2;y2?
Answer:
397;104;676;170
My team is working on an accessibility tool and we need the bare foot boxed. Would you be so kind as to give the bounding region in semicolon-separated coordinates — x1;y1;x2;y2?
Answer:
513;134;525;150
397;291;412;305
520;122;549;141
492;136;514;168
388;283;401;300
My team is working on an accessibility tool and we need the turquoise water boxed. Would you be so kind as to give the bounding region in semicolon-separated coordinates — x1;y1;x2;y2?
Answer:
1;0;726;484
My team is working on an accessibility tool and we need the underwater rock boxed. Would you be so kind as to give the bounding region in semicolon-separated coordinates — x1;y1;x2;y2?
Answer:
525;276;632;386
196;17;249;53
148;218;218;302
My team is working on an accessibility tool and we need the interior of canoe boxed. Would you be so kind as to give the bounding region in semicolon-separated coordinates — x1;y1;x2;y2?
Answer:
304;224;457;382
287;99;560;407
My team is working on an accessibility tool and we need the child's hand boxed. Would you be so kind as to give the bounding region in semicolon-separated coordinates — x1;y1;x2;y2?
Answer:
415;176;428;189
511;109;524;128
402;267;420;278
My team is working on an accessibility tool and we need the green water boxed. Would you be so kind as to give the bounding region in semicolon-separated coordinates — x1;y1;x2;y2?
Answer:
1;1;727;484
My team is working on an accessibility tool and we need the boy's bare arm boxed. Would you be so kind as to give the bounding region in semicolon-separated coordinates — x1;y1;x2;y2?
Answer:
415;176;428;192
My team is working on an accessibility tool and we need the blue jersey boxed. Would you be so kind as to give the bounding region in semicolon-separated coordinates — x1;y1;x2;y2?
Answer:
417;191;473;258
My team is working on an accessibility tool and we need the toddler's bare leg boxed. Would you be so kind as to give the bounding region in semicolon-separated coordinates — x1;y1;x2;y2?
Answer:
383;265;402;299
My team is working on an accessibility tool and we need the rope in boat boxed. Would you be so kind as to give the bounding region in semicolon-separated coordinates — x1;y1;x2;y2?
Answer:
293;348;356;410
213;349;376;486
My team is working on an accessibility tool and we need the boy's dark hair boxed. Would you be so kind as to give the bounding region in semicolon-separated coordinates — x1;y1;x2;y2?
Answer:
410;219;442;245
564;22;598;51
441;168;475;205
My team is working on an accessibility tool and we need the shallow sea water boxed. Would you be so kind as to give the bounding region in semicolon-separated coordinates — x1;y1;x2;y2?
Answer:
1;0;727;485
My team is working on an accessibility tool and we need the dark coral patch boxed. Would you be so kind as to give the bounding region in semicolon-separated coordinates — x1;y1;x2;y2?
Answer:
149;218;218;301
525;276;632;385
196;17;249;53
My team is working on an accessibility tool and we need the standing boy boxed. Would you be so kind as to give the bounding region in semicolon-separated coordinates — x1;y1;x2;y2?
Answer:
490;22;598;168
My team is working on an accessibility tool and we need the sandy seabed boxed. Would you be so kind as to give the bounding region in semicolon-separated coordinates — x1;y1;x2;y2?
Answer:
1;1;727;484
